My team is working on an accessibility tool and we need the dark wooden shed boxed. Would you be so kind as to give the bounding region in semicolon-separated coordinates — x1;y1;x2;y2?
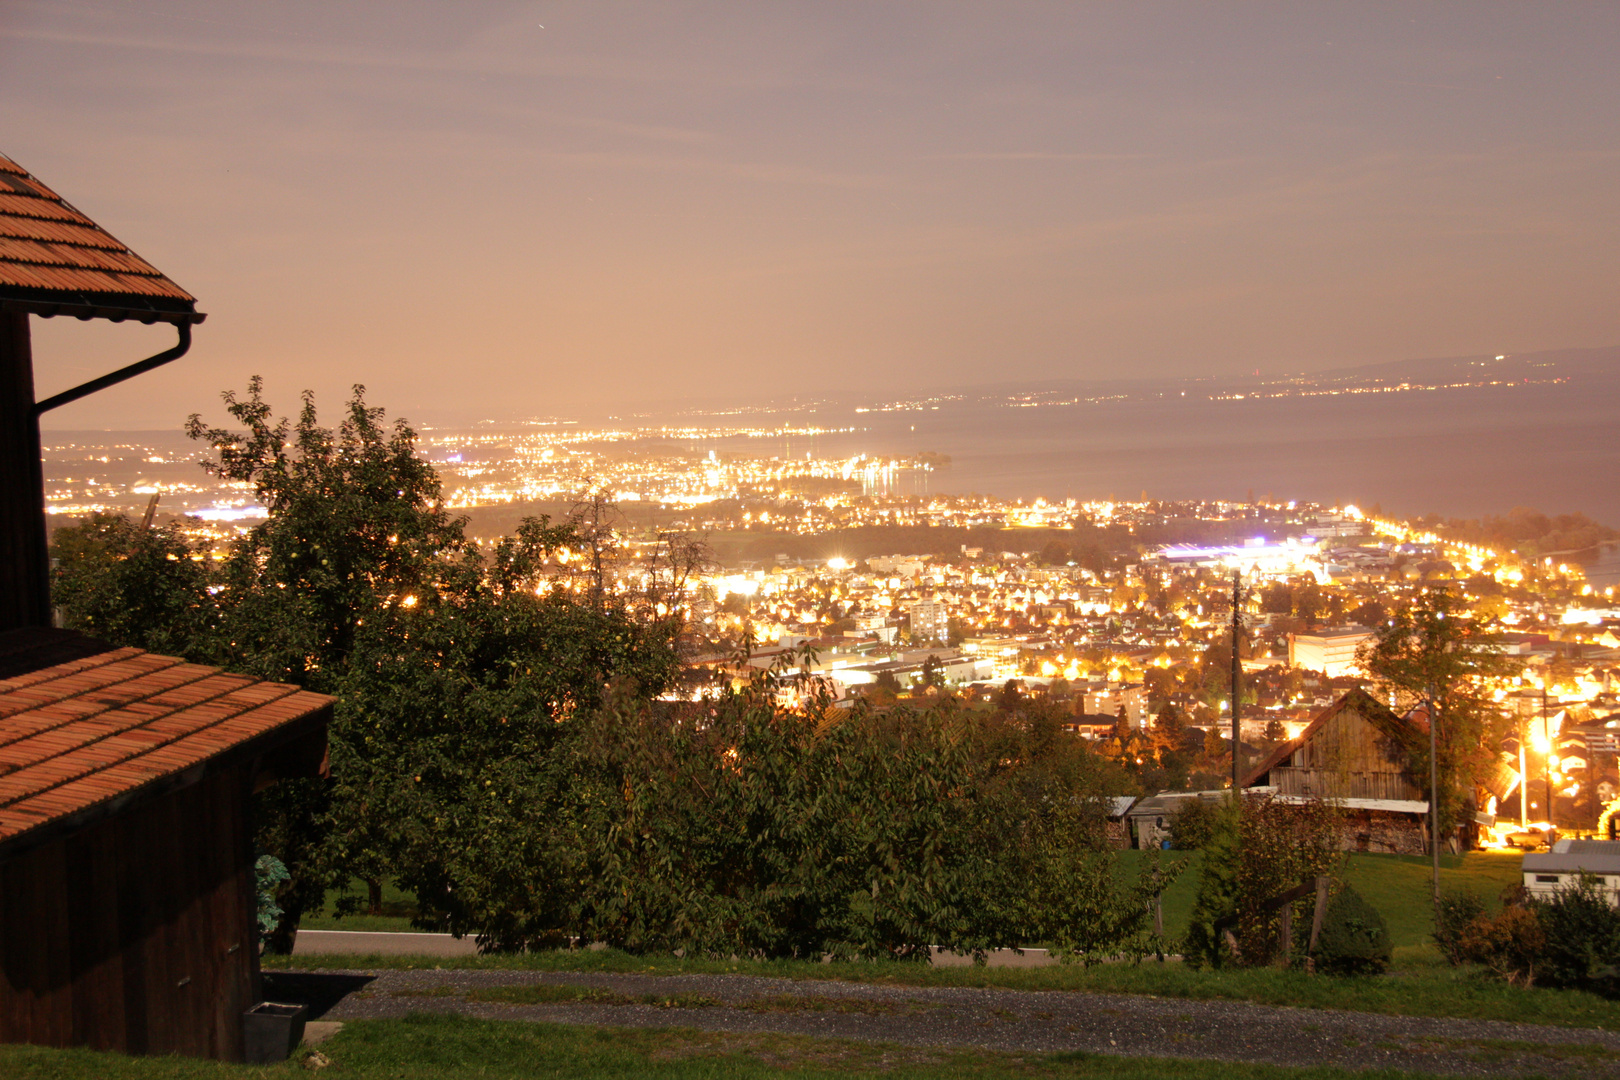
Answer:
0;627;331;1060
0;149;338;1059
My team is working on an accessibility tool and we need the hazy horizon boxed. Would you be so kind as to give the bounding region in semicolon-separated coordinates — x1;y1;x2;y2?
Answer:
6;2;1620;430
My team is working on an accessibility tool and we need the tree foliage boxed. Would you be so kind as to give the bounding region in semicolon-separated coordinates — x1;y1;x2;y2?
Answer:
1355;587;1514;834
1184;792;1343;967
50;380;1163;961
401;658;1164;960
55;381;682;946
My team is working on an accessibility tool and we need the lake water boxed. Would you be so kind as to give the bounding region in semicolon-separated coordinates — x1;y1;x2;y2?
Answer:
689;376;1620;529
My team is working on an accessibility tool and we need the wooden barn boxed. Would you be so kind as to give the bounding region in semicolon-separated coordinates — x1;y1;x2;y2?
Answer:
0;629;332;1060
1241;688;1432;854
0;152;332;1060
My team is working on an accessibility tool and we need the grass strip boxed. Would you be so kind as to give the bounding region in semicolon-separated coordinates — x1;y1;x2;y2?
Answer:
452;982;934;1016
268;947;1620;1031
0;1012;1503;1079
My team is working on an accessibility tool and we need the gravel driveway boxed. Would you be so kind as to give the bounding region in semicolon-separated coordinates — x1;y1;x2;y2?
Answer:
266;967;1620;1077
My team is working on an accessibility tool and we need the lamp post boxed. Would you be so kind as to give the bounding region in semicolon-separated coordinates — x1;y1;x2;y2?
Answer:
1519;724;1529;826
1544;686;1555;835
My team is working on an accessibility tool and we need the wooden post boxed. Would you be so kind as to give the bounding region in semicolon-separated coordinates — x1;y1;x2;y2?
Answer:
0;308;49;631
1278;903;1292;965
1153;886;1164;963
1308;875;1330;954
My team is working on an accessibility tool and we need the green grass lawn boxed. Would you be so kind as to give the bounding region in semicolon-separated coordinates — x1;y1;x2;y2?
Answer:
1113;849;1525;949
299;878;424;932
0;1014;1549;1080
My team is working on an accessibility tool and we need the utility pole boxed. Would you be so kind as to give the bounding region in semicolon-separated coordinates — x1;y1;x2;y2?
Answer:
1428;684;1440;912
1231;569;1242;793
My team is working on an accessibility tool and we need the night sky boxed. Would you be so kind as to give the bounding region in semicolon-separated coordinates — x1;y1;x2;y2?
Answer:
6;2;1618;429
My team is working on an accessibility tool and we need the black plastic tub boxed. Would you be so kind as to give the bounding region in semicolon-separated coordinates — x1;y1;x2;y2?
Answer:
242;1001;307;1063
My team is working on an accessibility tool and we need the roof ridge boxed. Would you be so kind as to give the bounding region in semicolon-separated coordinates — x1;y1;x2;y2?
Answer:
0;679;302;811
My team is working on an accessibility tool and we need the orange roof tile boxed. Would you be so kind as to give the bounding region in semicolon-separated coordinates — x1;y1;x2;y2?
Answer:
0;151;201;324
0;640;330;855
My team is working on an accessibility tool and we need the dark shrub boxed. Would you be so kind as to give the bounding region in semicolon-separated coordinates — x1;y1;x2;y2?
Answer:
1458;904;1544;986
1433;892;1486;966
1169;797;1219;850
1313;883;1392;975
1534;874;1620;994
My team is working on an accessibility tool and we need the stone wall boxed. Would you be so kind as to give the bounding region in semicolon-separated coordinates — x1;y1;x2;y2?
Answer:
1338;809;1425;855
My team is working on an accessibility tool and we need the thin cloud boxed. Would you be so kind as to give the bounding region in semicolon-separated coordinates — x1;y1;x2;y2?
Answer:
923;152;1152;162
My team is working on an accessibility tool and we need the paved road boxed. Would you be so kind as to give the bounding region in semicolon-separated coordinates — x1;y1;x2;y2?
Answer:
294;929;479;957
264;966;1620;1078
291;929;1058;967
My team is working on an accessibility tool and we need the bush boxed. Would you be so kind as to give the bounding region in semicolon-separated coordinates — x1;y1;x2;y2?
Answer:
1183;792;1343;968
1458;903;1545;986
1312;883;1392;975
1169;798;1220;850
1434;892;1486;966
1534;874;1620;994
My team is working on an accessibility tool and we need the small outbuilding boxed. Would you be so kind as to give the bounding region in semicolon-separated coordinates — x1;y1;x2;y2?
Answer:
0;627;332;1060
0;150;334;1064
1522;838;1620;903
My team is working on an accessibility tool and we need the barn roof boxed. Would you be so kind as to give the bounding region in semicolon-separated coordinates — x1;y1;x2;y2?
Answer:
0;629;330;859
1239;687;1415;789
0;151;201;325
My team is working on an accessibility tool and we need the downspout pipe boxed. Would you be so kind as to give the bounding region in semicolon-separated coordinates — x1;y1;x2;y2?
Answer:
34;320;192;415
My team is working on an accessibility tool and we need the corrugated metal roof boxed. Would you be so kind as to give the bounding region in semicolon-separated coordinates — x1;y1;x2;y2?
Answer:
0;642;330;853
0;150;199;321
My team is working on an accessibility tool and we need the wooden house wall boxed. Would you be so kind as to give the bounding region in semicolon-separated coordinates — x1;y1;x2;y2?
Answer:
1268;700;1423;803
0;763;258;1060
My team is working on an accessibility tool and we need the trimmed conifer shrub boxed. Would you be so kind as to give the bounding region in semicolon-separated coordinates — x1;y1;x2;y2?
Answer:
1313;883;1392;975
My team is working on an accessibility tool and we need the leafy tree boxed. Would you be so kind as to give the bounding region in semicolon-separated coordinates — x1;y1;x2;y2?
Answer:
1149;702;1185;763
1184;792;1343;967
1355;587;1514;835
483;662;1164;961
1199;726;1230;774
919;654;945;690
51;513;216;656
56;380;683;948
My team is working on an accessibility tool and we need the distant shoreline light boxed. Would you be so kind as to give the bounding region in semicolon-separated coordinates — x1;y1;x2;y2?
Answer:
191;505;267;522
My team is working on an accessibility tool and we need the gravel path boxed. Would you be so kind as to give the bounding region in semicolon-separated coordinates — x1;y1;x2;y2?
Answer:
265;967;1620;1077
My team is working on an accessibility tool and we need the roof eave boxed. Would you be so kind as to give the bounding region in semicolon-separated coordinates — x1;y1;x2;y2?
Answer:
0;288;204;326
0;698;329;864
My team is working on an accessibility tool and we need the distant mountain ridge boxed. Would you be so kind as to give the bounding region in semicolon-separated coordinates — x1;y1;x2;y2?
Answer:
1304;345;1620;385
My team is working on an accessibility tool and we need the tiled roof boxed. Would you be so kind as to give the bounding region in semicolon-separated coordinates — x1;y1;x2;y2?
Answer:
0;636;331;856
0;150;200;323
